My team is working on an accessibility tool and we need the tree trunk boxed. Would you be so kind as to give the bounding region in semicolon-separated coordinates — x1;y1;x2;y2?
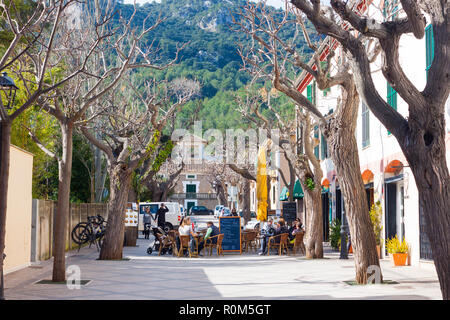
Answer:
0;121;11;300
401;109;450;299
93;142;107;203
242;179;251;224
327;81;381;284
52;121;74;282
304;186;323;258
99;162;132;260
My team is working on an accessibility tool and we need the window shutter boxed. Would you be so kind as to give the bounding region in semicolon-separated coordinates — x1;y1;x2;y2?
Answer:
425;24;434;77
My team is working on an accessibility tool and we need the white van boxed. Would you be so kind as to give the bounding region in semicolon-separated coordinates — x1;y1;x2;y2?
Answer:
138;202;182;233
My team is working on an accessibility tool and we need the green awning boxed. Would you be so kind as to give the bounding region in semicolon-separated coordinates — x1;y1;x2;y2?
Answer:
280;186;289;201
293;180;304;199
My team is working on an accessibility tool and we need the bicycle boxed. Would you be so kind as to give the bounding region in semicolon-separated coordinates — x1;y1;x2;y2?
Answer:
71;215;106;251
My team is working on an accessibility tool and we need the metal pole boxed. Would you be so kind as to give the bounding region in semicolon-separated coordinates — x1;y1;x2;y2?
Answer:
340;200;348;259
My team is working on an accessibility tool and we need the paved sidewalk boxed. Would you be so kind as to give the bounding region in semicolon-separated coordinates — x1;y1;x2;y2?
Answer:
4;238;442;300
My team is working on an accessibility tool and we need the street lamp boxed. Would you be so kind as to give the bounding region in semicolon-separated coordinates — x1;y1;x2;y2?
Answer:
340;208;349;259
0;72;18;110
0;72;17;300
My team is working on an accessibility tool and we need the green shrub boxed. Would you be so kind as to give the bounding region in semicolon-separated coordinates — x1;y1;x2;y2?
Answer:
369;201;383;246
386;235;409;254
329;218;341;250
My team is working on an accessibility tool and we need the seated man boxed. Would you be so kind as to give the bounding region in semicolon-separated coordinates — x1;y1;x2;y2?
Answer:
259;219;275;256
204;221;220;244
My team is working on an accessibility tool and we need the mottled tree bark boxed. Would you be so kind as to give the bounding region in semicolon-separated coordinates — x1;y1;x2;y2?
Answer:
52;122;73;282
303;185;323;258
99;163;133;260
0;121;11;300
325;80;381;283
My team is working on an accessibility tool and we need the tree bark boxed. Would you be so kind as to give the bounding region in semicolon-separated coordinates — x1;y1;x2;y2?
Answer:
99;162;133;260
326;81;381;284
0;121;11;300
52;121;74;282
242;179;251;224
401;108;450;299
303;185;323;258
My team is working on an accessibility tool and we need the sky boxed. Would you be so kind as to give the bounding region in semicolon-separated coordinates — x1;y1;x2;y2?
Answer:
122;0;286;9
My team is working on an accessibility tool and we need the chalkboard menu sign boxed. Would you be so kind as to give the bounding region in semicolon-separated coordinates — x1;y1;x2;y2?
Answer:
282;202;297;222
219;216;241;253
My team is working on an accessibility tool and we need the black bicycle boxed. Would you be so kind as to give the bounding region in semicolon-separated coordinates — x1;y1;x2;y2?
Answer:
71;215;106;251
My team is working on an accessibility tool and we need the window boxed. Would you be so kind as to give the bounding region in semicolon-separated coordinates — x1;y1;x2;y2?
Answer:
362;102;370;147
320;133;328;159
186;184;196;193
425;24;434;77
387;83;397;135
307;81;317;106
187;174;196;179
313;125;319;159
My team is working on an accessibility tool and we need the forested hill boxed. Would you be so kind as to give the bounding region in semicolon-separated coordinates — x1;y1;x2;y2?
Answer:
113;0;316;131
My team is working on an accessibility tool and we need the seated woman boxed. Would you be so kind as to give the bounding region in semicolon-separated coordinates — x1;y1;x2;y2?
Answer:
288;219;304;242
177;217;204;256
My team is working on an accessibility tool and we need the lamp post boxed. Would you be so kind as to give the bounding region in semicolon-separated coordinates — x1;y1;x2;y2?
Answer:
0;72;18;300
340;208;349;259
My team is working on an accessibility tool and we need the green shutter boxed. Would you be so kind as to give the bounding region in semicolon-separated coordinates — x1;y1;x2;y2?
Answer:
362;102;370;147
321;133;328;159
425;24;434;77
307;84;312;102
314;125;319;159
307;82;317;105
387;83;397;135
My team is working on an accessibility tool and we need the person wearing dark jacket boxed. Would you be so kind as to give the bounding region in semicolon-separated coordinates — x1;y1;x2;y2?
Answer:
156;203;169;229
273;219;289;243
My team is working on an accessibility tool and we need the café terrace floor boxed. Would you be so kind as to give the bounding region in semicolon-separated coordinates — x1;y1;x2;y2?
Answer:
4;237;442;300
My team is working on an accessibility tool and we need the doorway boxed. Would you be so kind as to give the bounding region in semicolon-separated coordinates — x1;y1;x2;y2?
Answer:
322;192;330;241
385;182;397;242
335;189;342;222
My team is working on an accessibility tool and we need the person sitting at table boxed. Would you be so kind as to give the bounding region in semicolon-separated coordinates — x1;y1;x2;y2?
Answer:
259;219;275;256
178;217;194;255
288;218;304;241
178;217;205;256
203;221;220;244
271;219;289;254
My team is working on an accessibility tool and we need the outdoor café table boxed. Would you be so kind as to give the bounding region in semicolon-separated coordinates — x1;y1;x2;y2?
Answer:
191;232;205;257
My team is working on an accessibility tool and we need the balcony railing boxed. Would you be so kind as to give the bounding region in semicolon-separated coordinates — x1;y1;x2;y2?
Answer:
170;193;217;200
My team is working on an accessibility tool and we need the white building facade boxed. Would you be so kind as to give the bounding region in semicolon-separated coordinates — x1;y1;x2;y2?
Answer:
295;0;450;268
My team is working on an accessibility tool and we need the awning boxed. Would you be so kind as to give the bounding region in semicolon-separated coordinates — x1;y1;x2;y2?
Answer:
293;180;304;199
280;186;289;201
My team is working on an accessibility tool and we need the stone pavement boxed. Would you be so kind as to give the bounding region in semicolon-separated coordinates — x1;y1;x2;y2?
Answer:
4;237;442;300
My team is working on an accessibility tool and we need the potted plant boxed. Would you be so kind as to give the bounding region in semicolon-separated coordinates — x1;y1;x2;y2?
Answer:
369;201;383;258
385;235;409;266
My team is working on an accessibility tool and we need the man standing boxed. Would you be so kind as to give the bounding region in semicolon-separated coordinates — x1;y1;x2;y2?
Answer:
156;203;169;230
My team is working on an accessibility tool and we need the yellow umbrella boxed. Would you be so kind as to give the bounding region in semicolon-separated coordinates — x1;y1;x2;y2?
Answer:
256;145;268;221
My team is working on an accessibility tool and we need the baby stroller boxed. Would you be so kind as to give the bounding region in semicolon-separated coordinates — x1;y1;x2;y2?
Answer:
146;226;173;255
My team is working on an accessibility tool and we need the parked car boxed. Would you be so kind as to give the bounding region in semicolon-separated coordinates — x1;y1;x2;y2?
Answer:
138;202;182;233
214;205;224;218
189;205;213;216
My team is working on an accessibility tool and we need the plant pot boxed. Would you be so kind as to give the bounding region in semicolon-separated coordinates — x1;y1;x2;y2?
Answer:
376;245;381;259
392;253;408;266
